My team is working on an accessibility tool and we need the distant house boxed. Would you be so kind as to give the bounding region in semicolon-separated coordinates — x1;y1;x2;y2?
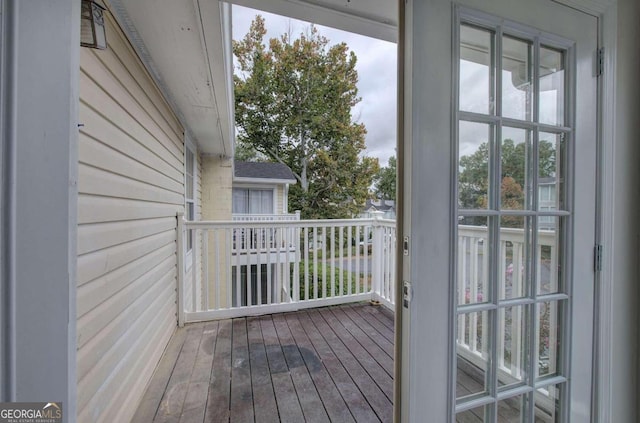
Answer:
538;177;557;230
361;198;396;220
233;161;298;218
230;161;299;307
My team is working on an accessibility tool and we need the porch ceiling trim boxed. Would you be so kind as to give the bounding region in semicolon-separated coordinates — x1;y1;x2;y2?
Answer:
552;0;616;15
107;0;234;157
228;0;398;43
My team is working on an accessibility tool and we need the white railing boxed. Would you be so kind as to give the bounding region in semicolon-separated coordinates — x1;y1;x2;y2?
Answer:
456;224;559;386
232;211;301;222
179;215;396;323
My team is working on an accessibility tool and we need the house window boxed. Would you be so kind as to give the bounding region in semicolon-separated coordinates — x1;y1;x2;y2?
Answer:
185;145;195;252
232;188;274;214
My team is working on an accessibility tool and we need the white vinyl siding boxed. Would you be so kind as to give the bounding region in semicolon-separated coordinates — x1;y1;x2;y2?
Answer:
184;146;203;314
77;13;185;423
277;185;286;214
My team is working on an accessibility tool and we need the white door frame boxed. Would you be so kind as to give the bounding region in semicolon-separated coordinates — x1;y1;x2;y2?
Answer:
398;0;618;421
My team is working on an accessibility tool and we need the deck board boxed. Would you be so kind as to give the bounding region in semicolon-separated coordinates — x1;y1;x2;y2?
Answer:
260;315;306;422
230;318;254;423
272;313;330;423
284;312;356;423
308;308;393;422
135;303;395;422
203;319;232;422
133;302;531;422
246;317;279;423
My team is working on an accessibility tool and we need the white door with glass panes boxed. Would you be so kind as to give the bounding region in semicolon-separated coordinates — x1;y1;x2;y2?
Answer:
403;0;597;421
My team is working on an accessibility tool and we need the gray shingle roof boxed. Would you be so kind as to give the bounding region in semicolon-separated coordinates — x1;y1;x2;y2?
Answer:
234;161;296;182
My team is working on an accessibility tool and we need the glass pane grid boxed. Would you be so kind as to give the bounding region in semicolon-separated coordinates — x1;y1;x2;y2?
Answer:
457;15;570;422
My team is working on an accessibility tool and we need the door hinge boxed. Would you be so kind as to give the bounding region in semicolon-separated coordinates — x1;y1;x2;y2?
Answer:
596;47;605;77
594;244;603;272
403;236;410;256
403;280;412;308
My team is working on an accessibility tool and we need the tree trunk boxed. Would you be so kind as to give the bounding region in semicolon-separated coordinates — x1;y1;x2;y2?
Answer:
300;131;309;192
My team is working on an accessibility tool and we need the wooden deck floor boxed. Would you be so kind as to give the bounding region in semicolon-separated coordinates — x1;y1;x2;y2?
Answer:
132;303;395;423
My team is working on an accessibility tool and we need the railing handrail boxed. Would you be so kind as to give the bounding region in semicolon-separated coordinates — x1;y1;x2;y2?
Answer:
185;217;396;230
232;213;300;221
458;224;557;244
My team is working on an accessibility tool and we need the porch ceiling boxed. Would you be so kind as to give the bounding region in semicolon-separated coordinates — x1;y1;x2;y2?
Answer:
229;0;398;42
108;0;234;156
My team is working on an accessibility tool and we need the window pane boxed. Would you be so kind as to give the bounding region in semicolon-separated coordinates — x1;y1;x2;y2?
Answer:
456;310;490;399
456;405;488;422
497;394;525;422
499;216;530;300
537;217;563;295
460;25;494;114
185;148;194;200
232;189;248;214
502;36;532;121
534;383;563;422
539;47;565;126
536;301;563;379
260;190;274;214
459;121;492;209
186;202;194;249
538;132;565;211
497;306;527;389
501;127;530;210
458;217;489;305
249;190;263;214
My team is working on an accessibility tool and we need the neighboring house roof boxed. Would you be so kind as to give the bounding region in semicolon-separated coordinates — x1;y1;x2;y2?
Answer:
364;199;396;212
234;161;297;184
538;176;556;185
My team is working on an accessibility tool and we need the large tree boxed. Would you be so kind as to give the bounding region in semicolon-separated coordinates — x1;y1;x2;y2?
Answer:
233;16;379;219
459;139;556;225
374;156;396;201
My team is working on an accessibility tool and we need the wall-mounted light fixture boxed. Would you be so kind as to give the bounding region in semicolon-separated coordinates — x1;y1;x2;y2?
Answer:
80;0;107;50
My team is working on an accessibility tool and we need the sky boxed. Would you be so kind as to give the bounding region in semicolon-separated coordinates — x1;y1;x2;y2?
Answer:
232;5;398;167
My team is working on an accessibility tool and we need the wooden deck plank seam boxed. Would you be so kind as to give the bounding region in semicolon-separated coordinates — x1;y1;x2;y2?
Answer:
293;310;380;422
304;309;391;421
327;308;394;382
346;304;395;345
319;307;394;399
333;306;394;362
282;312;358;423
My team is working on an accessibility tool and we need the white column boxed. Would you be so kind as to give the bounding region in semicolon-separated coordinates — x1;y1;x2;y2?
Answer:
1;1;80;421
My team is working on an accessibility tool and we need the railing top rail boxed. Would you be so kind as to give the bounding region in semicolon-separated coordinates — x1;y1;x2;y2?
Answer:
458;224;557;243
232;213;300;221
184;217;396;230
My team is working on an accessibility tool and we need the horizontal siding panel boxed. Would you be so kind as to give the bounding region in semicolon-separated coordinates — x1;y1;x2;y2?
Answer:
102;19;183;139
77;242;175;317
107;309;175;423
78;286;175;422
79;103;182;183
79;71;182;171
78;217;175;255
77;275;175;408
79;134;183;194
78;195;179;225
81;47;182;143
77;228;174;287
79;59;182;165
79;164;183;205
